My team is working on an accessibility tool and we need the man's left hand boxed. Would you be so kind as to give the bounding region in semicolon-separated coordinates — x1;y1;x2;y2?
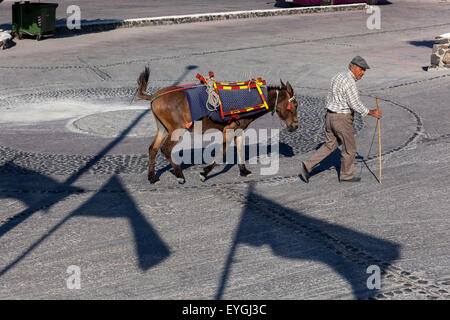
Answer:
368;109;382;119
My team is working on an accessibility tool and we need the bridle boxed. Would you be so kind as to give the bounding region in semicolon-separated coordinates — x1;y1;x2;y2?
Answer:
287;95;296;110
271;89;297;130
272;90;297;116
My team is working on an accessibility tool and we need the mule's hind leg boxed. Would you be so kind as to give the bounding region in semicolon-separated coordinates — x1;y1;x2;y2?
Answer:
148;118;168;184
161;131;186;184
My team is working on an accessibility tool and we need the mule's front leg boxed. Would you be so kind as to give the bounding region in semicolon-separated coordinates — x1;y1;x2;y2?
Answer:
200;127;235;181
235;134;252;177
199;162;216;181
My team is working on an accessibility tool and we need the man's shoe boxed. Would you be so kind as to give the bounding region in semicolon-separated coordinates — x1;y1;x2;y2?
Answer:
340;177;361;183
300;162;310;183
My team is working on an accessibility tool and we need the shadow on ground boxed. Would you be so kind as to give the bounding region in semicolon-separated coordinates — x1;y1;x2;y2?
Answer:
409;40;435;48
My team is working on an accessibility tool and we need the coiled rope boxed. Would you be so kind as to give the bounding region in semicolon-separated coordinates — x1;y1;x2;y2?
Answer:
205;78;220;112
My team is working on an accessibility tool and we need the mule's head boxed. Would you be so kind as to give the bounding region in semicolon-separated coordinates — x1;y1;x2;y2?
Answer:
275;80;299;132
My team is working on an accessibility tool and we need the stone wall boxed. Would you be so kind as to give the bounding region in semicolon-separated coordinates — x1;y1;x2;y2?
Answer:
430;34;450;70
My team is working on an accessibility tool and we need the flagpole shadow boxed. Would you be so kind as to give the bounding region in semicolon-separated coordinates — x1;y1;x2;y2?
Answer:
216;183;400;300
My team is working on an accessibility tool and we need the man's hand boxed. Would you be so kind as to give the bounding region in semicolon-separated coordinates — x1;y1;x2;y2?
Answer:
368;109;382;119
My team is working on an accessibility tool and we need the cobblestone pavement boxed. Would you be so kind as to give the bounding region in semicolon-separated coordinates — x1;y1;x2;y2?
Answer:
0;0;449;300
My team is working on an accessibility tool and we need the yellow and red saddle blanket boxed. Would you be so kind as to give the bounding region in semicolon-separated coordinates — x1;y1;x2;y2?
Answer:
185;73;269;123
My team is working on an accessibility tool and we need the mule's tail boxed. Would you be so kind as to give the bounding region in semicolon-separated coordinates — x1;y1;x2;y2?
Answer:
136;67;154;101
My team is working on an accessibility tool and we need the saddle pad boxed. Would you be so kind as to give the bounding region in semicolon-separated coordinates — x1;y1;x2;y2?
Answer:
185;85;268;123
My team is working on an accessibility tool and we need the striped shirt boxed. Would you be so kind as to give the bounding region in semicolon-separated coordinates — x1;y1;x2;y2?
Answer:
326;70;369;116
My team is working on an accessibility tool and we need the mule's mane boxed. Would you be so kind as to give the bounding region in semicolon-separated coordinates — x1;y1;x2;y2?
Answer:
267;85;284;91
266;85;288;109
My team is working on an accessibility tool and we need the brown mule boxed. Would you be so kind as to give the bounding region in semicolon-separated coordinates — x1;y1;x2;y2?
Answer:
136;67;299;184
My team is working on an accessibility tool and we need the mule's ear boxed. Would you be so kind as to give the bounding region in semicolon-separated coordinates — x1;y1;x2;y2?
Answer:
280;79;286;88
286;81;294;95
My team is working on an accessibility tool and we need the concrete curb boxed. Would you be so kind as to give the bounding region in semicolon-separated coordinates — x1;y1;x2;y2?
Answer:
56;3;368;34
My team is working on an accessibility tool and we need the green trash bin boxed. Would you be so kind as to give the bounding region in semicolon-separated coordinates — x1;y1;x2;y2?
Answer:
12;1;58;41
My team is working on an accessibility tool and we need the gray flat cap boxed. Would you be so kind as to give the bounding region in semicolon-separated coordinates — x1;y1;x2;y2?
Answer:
350;56;370;70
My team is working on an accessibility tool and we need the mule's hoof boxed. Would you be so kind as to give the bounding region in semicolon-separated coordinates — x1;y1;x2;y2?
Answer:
149;178;160;185
177;177;186;184
240;170;252;177
199;172;207;182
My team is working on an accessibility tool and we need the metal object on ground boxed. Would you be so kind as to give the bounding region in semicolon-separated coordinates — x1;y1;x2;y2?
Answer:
12;1;58;41
0;31;13;50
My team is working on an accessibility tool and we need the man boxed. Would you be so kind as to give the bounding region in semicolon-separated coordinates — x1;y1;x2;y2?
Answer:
300;56;382;183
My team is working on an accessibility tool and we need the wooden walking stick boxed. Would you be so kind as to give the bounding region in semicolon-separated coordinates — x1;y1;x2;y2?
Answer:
377;96;382;184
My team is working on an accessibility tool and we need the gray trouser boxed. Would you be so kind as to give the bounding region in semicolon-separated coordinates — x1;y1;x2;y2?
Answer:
303;112;356;180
